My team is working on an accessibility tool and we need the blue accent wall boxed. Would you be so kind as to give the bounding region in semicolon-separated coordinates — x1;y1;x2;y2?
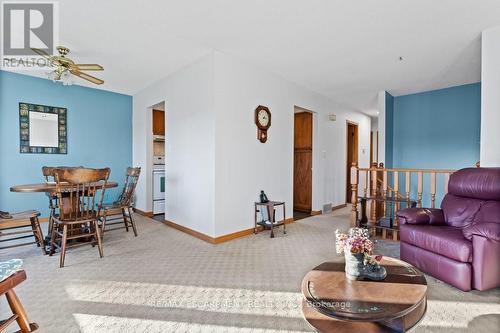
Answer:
392;83;481;169
391;83;481;206
0;71;132;215
385;92;394;168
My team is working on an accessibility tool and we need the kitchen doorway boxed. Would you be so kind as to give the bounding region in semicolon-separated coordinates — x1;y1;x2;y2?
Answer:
151;101;165;220
346;121;358;203
293;109;313;220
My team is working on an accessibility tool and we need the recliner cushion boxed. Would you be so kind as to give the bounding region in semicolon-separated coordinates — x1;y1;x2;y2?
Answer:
400;224;472;263
448;168;500;201
474;201;500;224
441;194;484;228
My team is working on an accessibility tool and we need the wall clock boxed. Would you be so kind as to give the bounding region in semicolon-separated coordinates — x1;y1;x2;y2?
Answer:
255;105;271;143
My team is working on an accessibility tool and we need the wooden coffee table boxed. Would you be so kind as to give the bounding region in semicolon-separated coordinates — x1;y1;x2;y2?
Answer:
301;257;427;332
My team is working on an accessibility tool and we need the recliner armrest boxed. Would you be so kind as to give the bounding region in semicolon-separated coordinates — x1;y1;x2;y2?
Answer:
462;222;500;241
396;208;445;225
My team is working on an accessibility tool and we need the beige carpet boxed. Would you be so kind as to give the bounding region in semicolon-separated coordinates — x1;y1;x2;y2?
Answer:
1;208;499;333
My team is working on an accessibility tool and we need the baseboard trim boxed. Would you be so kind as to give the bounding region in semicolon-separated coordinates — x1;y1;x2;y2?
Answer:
311;210;322;216
133;208;154;218
163;217;294;245
164;219;214;243
214;217;294;244
332;204;347;211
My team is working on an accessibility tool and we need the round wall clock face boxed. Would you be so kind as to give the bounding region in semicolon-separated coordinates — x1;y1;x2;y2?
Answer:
257;109;270;128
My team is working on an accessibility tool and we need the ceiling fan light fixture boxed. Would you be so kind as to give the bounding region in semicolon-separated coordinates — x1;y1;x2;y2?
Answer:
61;71;73;86
32;46;104;86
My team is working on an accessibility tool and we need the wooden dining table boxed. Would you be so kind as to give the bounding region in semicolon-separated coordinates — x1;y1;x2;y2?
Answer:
10;181;118;193
10;181;118;251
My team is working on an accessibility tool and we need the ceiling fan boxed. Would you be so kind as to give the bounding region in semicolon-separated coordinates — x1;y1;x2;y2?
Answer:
32;46;104;85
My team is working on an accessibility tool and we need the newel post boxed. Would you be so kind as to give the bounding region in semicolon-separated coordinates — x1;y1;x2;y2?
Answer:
350;162;359;227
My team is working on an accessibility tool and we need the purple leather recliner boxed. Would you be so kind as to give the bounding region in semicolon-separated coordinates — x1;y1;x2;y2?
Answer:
397;167;500;291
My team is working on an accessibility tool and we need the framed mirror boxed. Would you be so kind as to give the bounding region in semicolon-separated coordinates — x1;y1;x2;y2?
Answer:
19;103;67;154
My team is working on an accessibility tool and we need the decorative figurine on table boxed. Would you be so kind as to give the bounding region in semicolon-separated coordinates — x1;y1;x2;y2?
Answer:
335;227;387;281
259;190;269;203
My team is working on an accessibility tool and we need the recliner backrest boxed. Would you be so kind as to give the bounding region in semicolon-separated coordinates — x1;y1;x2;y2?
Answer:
441;168;500;228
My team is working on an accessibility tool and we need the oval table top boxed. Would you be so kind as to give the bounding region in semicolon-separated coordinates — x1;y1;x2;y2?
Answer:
10;181;118;193
301;257;427;333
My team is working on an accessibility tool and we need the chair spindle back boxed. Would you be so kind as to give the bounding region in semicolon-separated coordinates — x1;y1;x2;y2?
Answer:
119;167;141;206
53;168;110;221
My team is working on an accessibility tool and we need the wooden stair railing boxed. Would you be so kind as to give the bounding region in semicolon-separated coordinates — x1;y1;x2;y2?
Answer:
350;162;456;228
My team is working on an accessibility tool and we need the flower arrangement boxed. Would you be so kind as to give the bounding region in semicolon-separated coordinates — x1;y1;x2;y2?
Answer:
335;228;382;266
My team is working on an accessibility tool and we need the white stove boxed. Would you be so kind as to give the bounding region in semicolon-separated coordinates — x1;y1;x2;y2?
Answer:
153;156;165;215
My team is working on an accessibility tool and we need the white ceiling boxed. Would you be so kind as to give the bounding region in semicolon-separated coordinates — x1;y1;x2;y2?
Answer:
7;0;500;114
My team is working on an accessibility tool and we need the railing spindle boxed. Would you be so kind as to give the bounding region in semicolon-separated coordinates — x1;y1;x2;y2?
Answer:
363;170;368;198
430;172;437;208
393;171;399;212
444;173;450;195
405;171;411;203
382;170;387;217
370;167;378;223
417;172;423;208
350;162;359;227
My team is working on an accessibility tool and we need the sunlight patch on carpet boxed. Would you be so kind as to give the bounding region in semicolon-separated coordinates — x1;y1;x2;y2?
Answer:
66;280;303;318
419;300;500;328
73;313;311;333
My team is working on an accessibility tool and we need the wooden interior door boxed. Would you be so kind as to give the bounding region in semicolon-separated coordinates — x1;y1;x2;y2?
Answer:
294;112;312;212
346;122;358;203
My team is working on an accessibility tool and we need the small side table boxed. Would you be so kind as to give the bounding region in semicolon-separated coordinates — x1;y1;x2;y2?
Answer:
254;201;286;238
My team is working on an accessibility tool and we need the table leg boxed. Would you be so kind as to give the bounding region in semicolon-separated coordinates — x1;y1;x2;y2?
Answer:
254;204;258;234
267;204;274;238
283;203;286;234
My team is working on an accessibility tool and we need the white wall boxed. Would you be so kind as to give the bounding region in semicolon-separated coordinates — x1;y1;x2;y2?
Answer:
213;52;370;236
377;91;386;165
371;117;378;164
133;54;216;236
133;51;371;238
480;26;500;166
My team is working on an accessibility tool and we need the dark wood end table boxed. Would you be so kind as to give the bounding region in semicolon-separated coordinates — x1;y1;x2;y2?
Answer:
301;257;427;332
254;201;286;238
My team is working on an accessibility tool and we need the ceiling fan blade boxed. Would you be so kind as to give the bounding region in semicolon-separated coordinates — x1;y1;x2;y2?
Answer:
31;48;52;60
71;64;104;71
70;69;104;85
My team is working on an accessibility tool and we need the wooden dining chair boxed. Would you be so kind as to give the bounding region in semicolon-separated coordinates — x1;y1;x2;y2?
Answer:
42;166;83;239
0;211;45;255
100;167;141;238
49;167;110;268
0;270;38;333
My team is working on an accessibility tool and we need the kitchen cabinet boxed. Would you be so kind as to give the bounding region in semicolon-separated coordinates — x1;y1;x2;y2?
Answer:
152;109;165;135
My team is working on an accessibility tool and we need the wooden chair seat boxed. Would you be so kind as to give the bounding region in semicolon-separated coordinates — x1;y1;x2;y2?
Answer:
0;270;38;333
0;210;39;223
52;211;98;224
0;211;45;255
102;202;124;214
